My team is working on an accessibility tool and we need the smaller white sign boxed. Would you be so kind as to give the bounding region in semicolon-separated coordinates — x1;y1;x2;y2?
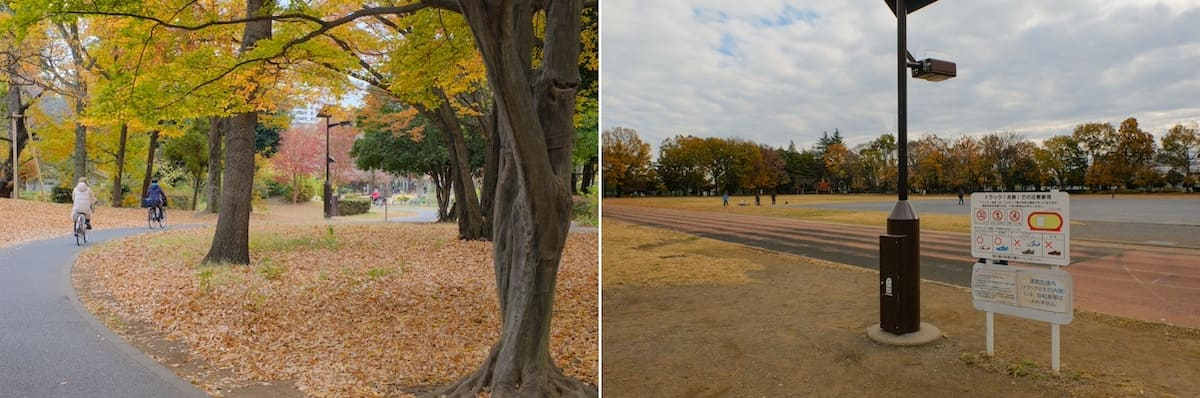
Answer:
972;263;1073;324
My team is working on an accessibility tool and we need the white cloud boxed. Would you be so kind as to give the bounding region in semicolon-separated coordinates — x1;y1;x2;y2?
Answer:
601;0;1200;155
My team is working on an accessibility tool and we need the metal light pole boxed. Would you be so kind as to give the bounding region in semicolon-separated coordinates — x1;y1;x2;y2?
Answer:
871;0;955;345
325;118;332;219
11;114;21;198
318;113;350;219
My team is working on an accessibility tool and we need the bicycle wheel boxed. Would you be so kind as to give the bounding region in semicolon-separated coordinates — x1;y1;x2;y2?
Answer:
74;215;85;245
156;208;165;229
148;207;156;229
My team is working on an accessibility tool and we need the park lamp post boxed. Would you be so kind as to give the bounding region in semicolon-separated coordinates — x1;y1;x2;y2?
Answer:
870;0;956;345
318;112;352;219
10;113;22;199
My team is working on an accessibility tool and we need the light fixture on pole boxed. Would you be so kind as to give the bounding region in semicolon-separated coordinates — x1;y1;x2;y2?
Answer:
870;0;955;346
317;112;351;219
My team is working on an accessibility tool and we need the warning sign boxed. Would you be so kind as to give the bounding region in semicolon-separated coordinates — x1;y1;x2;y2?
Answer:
970;192;1070;266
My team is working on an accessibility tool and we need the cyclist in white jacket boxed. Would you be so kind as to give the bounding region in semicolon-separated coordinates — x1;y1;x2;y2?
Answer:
71;178;94;230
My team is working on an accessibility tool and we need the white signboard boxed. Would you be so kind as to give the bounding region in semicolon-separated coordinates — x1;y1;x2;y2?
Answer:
970;192;1070;266
972;263;1073;324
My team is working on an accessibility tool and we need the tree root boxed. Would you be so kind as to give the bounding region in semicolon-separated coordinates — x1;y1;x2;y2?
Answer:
428;351;596;398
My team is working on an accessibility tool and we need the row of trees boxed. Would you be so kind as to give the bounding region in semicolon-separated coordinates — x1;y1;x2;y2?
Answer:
604;118;1200;197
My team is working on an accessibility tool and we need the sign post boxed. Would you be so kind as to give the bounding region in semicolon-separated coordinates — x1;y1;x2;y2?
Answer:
970;192;1072;372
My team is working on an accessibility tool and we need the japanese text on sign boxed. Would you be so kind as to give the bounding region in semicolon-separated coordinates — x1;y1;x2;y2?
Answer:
970;192;1071;266
971;263;1073;324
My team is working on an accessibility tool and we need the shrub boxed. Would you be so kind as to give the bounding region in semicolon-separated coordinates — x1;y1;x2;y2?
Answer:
572;191;598;227
52;186;73;203
282;177;318;203
337;196;371;216
168;194;191;210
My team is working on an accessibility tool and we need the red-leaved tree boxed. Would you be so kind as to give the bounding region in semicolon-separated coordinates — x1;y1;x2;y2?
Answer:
271;126;323;203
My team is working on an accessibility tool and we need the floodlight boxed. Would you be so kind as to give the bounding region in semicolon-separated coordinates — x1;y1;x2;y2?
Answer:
911;58;956;82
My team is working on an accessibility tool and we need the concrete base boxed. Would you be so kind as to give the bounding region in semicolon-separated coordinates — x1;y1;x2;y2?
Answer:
866;322;942;346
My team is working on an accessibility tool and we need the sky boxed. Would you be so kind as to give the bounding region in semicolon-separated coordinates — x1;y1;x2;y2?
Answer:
600;0;1200;157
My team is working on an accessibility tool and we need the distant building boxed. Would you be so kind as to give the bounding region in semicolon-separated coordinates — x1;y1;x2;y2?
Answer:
290;103;323;125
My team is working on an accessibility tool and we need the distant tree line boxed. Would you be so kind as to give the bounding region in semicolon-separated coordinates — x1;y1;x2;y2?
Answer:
602;118;1200;197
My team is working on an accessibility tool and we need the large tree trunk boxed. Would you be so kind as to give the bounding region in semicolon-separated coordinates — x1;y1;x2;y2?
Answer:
111;123;128;207
433;164;454;222
579;156;596;194
72;99;88;183
1;71;28;199
140;130;160;198
202;0;272;265
419;89;486;240
480;107;501;238
435;1;594;396
206;116;224;213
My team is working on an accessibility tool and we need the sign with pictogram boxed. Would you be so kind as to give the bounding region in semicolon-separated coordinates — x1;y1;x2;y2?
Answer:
970;192;1070;266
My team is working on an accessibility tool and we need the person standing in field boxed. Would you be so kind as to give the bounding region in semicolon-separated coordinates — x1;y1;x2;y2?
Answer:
722;191;729;207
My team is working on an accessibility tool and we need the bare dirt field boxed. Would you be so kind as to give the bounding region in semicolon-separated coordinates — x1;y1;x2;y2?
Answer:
602;219;1200;397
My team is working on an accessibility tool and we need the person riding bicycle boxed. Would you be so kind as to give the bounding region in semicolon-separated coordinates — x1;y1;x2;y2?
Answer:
146;178;168;219
70;177;94;230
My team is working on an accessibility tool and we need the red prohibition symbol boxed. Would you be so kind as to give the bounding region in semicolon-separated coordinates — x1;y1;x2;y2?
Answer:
992;210;1003;222
1009;210;1021;223
975;209;987;221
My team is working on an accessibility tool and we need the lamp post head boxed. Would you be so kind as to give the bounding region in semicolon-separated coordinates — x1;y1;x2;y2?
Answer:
885;0;938;16
911;58;956;81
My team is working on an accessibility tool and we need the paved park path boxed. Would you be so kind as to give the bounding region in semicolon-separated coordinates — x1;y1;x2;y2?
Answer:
605;204;1200;329
0;228;205;397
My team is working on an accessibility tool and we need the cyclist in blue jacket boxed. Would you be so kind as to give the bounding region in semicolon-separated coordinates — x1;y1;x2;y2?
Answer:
146;178;168;219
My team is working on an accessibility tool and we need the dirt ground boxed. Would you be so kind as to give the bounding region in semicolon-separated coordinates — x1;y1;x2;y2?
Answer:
602;219;1200;397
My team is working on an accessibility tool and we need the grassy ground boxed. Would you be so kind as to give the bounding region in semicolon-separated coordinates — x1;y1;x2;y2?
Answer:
606;194;972;232
603;219;1200;397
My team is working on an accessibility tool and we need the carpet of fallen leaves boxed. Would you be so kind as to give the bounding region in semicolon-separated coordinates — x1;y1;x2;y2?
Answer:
74;223;598;397
0;198;191;248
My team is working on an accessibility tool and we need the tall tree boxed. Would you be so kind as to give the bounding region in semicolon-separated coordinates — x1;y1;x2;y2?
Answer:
353;104;456;221
1113;117;1157;189
601;126;653;196
656;134;709;195
1158;122;1199;190
201;0;274;265
161;120;210;209
1035;135;1088;188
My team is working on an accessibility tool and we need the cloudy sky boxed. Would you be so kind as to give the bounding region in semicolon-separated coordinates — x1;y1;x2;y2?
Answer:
600;0;1200;156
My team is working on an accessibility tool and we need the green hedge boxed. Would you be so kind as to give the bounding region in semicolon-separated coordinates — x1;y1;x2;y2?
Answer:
337;196;371;216
52;186;73;203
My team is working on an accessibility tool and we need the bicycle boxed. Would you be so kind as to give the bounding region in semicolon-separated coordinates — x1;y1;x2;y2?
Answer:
148;205;165;229
73;212;88;245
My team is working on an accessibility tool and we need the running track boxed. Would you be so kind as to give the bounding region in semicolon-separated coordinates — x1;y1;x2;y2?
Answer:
605;205;1200;329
